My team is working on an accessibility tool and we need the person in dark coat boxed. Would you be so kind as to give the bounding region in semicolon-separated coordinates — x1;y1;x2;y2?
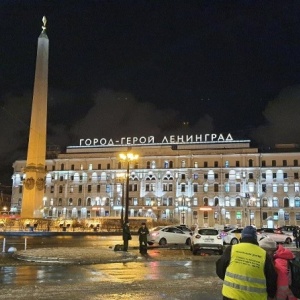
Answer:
216;226;277;300
137;222;149;254
293;226;300;248
122;221;131;251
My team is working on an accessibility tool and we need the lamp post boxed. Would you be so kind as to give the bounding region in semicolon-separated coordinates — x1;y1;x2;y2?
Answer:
119;153;139;223
116;173;126;226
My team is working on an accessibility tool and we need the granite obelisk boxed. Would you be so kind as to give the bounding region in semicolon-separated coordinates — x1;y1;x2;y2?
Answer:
21;17;49;218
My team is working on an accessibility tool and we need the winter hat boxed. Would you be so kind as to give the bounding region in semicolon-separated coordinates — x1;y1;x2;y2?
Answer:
241;226;257;239
259;237;277;250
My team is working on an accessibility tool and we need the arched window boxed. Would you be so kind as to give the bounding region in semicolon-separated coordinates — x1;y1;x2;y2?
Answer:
236;197;241;207
214;198;219;206
86;198;91;206
249;159;253;167
284;198;289;208
203;197;208;206
169;161;173;168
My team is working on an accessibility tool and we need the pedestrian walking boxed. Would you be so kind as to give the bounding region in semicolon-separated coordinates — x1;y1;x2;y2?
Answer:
216;226;277;300
137;222;149;254
273;244;297;300
122;221;131;252
293;226;300;248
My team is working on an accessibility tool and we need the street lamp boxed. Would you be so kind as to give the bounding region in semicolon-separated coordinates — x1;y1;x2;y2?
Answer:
116;173;126;226
119;152;139;223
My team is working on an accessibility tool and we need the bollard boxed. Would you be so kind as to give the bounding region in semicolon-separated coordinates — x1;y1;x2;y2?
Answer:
24;237;27;250
2;238;5;253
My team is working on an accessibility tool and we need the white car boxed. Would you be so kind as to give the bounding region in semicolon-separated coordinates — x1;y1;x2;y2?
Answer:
147;226;191;246
222;228;243;245
257;228;293;244
190;227;224;255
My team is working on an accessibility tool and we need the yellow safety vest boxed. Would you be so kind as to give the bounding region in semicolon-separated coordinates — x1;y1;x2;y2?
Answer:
222;243;267;300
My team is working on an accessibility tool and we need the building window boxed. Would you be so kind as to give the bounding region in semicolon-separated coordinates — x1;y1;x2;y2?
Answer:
294;173;299;179
164;161;169;168
151;161;156;169
181;184;186;192
262;184;267;193
88;164;92;170
283;160;287;167
225;161;229;168
273;184;277;193
204;211;208;219
59;185;63;193
60;176;63;181
295;199;300;207
296;212;300;220
249;159;253;167
272;160;276;167
61;164;64;170
58;198;62;206
78;198;82;206
272;198;278;207
69;185;74;193
214;184;218;192
79;185;82;193
236;161;240;167
107;163;110;170
97;185;100;192
169;184;173;192
284;184;288;193
146;161;151;169
224;183;230;193
88;185;92;192
214;161;218;167
203;198;208;206
215;173;219;179
98;164;101;170
163;183;168;192
284;198;289;207
236;198;241;207
225;211;230;220
204;183;208;192
204;161;208;168
262;160;266;167
71;164;75;170
193;184;198;192
169;161;173;168
68;198;73;206
214;198;219;206
181;174;186;180
295;183;299;193
236;184;240;193
181;160;186;168
262;212;268;220
294;160;298;167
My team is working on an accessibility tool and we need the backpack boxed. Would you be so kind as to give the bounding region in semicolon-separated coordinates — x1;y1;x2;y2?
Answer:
289;257;300;298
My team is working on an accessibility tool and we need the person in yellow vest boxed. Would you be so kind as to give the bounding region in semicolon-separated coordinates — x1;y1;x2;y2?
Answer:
216;226;277;300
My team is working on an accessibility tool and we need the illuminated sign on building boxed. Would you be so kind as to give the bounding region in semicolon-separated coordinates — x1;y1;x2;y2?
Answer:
78;133;237;147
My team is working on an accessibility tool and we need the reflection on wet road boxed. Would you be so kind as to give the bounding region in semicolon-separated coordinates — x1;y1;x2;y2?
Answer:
0;259;216;284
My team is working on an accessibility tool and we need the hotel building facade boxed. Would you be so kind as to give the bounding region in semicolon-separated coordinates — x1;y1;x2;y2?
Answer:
10;134;300;228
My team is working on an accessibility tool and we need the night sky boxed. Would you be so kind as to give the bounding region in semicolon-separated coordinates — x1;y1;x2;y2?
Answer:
1;0;300;186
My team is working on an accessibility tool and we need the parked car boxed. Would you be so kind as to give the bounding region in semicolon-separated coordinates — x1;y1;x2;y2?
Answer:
222;228;244;245
277;226;298;237
190;227;224;255
175;224;193;233
147;226;191;246
257;228;293;244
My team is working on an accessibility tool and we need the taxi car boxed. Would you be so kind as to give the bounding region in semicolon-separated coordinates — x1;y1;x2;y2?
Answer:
222;228;243;245
257;228;293;244
190;227;224;255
